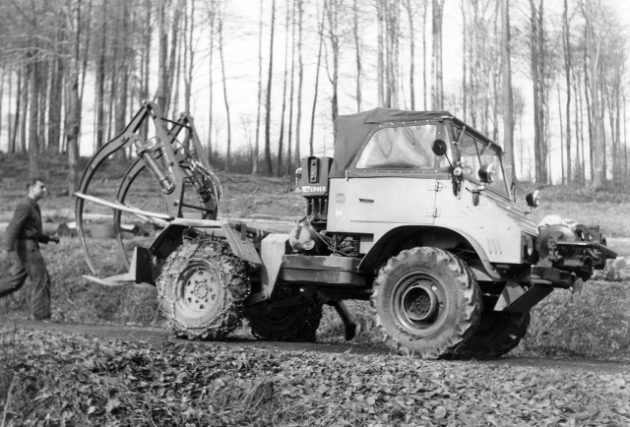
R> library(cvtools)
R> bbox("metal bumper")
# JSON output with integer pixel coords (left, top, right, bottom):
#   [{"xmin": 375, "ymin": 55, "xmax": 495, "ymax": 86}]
[{"xmin": 531, "ymin": 265, "xmax": 575, "ymax": 288}]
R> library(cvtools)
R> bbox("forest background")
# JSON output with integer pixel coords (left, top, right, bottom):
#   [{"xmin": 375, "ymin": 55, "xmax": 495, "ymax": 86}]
[{"xmin": 0, "ymin": 0, "xmax": 627, "ymax": 191}]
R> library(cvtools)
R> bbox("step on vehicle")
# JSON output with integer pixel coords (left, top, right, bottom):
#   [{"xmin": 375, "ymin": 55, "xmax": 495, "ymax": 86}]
[{"xmin": 76, "ymin": 103, "xmax": 616, "ymax": 358}]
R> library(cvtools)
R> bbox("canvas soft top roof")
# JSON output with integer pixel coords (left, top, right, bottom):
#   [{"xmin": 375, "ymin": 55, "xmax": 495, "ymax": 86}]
[{"xmin": 330, "ymin": 107, "xmax": 502, "ymax": 178}]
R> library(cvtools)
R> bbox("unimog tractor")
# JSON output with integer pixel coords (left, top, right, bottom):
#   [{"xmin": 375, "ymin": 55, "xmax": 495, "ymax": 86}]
[{"xmin": 75, "ymin": 103, "xmax": 616, "ymax": 359}]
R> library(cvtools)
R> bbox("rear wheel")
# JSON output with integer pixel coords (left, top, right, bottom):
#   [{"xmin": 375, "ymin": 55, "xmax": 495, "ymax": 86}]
[
  {"xmin": 246, "ymin": 289, "xmax": 322, "ymax": 342},
  {"xmin": 455, "ymin": 311, "xmax": 530, "ymax": 359},
  {"xmin": 157, "ymin": 238, "xmax": 250, "ymax": 339},
  {"xmin": 372, "ymin": 247, "xmax": 481, "ymax": 358}
]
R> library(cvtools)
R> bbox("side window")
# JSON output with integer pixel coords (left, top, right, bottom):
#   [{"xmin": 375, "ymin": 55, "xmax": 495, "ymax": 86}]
[{"xmin": 355, "ymin": 124, "xmax": 443, "ymax": 169}]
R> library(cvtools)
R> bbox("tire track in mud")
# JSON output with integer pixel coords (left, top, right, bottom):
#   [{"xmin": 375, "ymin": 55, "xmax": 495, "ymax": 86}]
[{"xmin": 5, "ymin": 319, "xmax": 629, "ymax": 375}]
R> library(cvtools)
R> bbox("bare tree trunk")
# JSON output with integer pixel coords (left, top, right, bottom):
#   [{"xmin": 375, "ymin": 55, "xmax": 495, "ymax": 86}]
[
  {"xmin": 252, "ymin": 0, "xmax": 263, "ymax": 175},
  {"xmin": 327, "ymin": 0, "xmax": 340, "ymax": 127},
  {"xmin": 569, "ymin": 67, "xmax": 584, "ymax": 185},
  {"xmin": 47, "ymin": 55, "xmax": 63, "ymax": 154},
  {"xmin": 155, "ymin": 0, "xmax": 170, "ymax": 112},
  {"xmin": 389, "ymin": 0, "xmax": 400, "ymax": 108},
  {"xmin": 501, "ymin": 0, "xmax": 515, "ymax": 182},
  {"xmin": 492, "ymin": 2, "xmax": 500, "ymax": 141},
  {"xmin": 613, "ymin": 65, "xmax": 622, "ymax": 185},
  {"xmin": 309, "ymin": 0, "xmax": 326, "ymax": 156},
  {"xmin": 6, "ymin": 67, "xmax": 13, "ymax": 153},
  {"xmin": 583, "ymin": 3, "xmax": 605, "ymax": 187},
  {"xmin": 106, "ymin": 6, "xmax": 120, "ymax": 140},
  {"xmin": 422, "ymin": 0, "xmax": 428, "ymax": 110},
  {"xmin": 37, "ymin": 60, "xmax": 48, "ymax": 153},
  {"xmin": 376, "ymin": 0, "xmax": 384, "ymax": 107},
  {"xmin": 171, "ymin": 4, "xmax": 184, "ymax": 118},
  {"xmin": 207, "ymin": 2, "xmax": 216, "ymax": 161},
  {"xmin": 184, "ymin": 0, "xmax": 195, "ymax": 153},
  {"xmin": 624, "ymin": 94, "xmax": 627, "ymax": 184},
  {"xmin": 218, "ymin": 8, "xmax": 232, "ymax": 172},
  {"xmin": 353, "ymin": 0, "xmax": 362, "ymax": 111},
  {"xmin": 562, "ymin": 0, "xmax": 572, "ymax": 184},
  {"xmin": 28, "ymin": 58, "xmax": 40, "ymax": 178},
  {"xmin": 529, "ymin": 0, "xmax": 547, "ymax": 184},
  {"xmin": 0, "ymin": 66, "xmax": 4, "ymax": 149},
  {"xmin": 461, "ymin": 0, "xmax": 467, "ymax": 119},
  {"xmin": 294, "ymin": 0, "xmax": 304, "ymax": 167},
  {"xmin": 65, "ymin": 0, "xmax": 82, "ymax": 195},
  {"xmin": 277, "ymin": 0, "xmax": 291, "ymax": 176},
  {"xmin": 404, "ymin": 0, "xmax": 415, "ymax": 110},
  {"xmin": 385, "ymin": 0, "xmax": 400, "ymax": 108},
  {"xmin": 573, "ymin": 66, "xmax": 582, "ymax": 184},
  {"xmin": 578, "ymin": 67, "xmax": 586, "ymax": 183},
  {"xmin": 166, "ymin": 0, "xmax": 185, "ymax": 115},
  {"xmin": 19, "ymin": 64, "xmax": 28, "ymax": 154},
  {"xmin": 173, "ymin": 13, "xmax": 184, "ymax": 117},
  {"xmin": 115, "ymin": 1, "xmax": 130, "ymax": 137},
  {"xmin": 558, "ymin": 85, "xmax": 565, "ymax": 184},
  {"xmin": 431, "ymin": 0, "xmax": 445, "ymax": 110},
  {"xmin": 287, "ymin": 0, "xmax": 297, "ymax": 175},
  {"xmin": 140, "ymin": 0, "xmax": 152, "ymax": 142},
  {"xmin": 79, "ymin": 0, "xmax": 93, "ymax": 107},
  {"xmin": 264, "ymin": 0, "xmax": 276, "ymax": 175},
  {"xmin": 582, "ymin": 24, "xmax": 593, "ymax": 183},
  {"xmin": 11, "ymin": 69, "xmax": 22, "ymax": 154}
]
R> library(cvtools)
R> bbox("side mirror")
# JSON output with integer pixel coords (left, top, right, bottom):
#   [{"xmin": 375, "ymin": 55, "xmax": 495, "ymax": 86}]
[
  {"xmin": 478, "ymin": 163, "xmax": 495, "ymax": 184},
  {"xmin": 432, "ymin": 139, "xmax": 448, "ymax": 156},
  {"xmin": 525, "ymin": 189, "xmax": 540, "ymax": 208}
]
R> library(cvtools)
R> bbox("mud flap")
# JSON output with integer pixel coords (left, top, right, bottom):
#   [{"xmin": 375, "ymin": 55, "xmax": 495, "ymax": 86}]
[{"xmin": 494, "ymin": 281, "xmax": 553, "ymax": 313}]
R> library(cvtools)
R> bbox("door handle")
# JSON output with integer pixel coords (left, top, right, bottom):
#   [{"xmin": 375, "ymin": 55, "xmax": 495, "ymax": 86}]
[{"xmin": 359, "ymin": 198, "xmax": 374, "ymax": 203}]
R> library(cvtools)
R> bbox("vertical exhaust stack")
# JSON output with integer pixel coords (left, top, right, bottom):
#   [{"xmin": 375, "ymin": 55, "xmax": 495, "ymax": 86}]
[{"xmin": 297, "ymin": 156, "xmax": 333, "ymax": 226}]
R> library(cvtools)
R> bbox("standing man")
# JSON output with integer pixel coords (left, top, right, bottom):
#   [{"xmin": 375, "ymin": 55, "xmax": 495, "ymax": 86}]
[{"xmin": 0, "ymin": 177, "xmax": 59, "ymax": 320}]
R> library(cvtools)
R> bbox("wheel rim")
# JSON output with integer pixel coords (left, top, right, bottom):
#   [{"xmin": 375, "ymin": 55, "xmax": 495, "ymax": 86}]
[
  {"xmin": 391, "ymin": 272, "xmax": 448, "ymax": 336},
  {"xmin": 175, "ymin": 261, "xmax": 224, "ymax": 321}
]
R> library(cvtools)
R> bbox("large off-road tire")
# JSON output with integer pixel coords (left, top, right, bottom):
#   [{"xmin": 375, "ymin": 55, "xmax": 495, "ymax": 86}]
[
  {"xmin": 372, "ymin": 247, "xmax": 481, "ymax": 358},
  {"xmin": 157, "ymin": 238, "xmax": 250, "ymax": 339},
  {"xmin": 246, "ymin": 290, "xmax": 323, "ymax": 342},
  {"xmin": 454, "ymin": 311, "xmax": 530, "ymax": 359}
]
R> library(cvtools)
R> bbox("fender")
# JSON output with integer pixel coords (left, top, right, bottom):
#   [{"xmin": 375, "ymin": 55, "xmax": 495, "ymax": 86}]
[
  {"xmin": 149, "ymin": 223, "xmax": 262, "ymax": 266},
  {"xmin": 358, "ymin": 225, "xmax": 500, "ymax": 281}
]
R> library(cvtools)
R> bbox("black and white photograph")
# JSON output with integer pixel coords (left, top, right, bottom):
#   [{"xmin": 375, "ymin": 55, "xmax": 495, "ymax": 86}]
[{"xmin": 0, "ymin": 0, "xmax": 629, "ymax": 425}]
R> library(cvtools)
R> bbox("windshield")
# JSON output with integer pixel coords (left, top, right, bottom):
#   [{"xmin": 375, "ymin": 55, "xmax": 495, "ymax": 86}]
[{"xmin": 453, "ymin": 128, "xmax": 510, "ymax": 199}]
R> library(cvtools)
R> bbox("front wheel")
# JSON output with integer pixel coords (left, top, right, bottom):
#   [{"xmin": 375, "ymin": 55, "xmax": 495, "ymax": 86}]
[{"xmin": 372, "ymin": 247, "xmax": 481, "ymax": 358}]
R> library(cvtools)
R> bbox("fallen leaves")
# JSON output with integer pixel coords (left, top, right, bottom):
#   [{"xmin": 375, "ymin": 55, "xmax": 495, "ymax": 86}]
[{"xmin": 1, "ymin": 327, "xmax": 629, "ymax": 426}]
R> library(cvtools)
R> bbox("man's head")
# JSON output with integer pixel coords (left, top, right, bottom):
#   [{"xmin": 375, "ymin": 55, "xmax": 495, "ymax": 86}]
[{"xmin": 27, "ymin": 178, "xmax": 48, "ymax": 201}]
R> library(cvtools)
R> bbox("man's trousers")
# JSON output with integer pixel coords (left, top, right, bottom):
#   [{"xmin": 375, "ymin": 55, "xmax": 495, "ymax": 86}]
[{"xmin": 0, "ymin": 239, "xmax": 51, "ymax": 319}]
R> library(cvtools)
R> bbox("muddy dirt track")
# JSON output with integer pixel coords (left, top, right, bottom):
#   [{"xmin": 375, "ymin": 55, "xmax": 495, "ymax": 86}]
[{"xmin": 6, "ymin": 319, "xmax": 629, "ymax": 376}]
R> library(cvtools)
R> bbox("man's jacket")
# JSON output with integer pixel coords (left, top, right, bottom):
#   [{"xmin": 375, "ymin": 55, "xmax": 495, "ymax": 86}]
[{"xmin": 4, "ymin": 198, "xmax": 50, "ymax": 251}]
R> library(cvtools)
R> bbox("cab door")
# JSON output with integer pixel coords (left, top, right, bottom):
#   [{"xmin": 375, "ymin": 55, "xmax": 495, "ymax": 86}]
[{"xmin": 326, "ymin": 122, "xmax": 450, "ymax": 242}]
